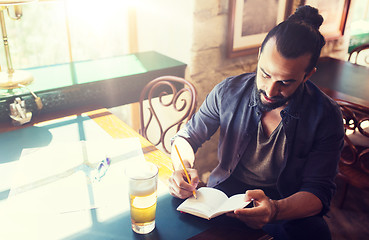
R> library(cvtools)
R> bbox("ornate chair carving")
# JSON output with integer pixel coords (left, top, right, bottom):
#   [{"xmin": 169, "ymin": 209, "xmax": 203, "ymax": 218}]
[
  {"xmin": 139, "ymin": 76, "xmax": 197, "ymax": 154},
  {"xmin": 335, "ymin": 99, "xmax": 369, "ymax": 208},
  {"xmin": 348, "ymin": 43, "xmax": 369, "ymax": 66}
]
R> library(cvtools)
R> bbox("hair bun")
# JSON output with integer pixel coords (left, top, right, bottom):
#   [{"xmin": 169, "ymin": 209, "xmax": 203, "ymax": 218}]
[{"xmin": 288, "ymin": 5, "xmax": 323, "ymax": 29}]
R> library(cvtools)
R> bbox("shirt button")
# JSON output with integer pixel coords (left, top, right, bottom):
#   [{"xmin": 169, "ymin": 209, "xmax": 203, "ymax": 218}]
[
  {"xmin": 229, "ymin": 169, "xmax": 232, "ymax": 173},
  {"xmin": 237, "ymin": 154, "xmax": 241, "ymax": 158}
]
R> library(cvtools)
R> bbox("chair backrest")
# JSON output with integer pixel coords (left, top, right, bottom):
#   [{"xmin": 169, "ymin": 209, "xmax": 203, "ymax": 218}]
[
  {"xmin": 348, "ymin": 43, "xmax": 369, "ymax": 66},
  {"xmin": 336, "ymin": 99, "xmax": 369, "ymax": 173},
  {"xmin": 139, "ymin": 76, "xmax": 197, "ymax": 154}
]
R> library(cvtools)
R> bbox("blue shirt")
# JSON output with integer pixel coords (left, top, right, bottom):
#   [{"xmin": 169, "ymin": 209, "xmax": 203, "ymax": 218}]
[{"xmin": 175, "ymin": 73, "xmax": 344, "ymax": 214}]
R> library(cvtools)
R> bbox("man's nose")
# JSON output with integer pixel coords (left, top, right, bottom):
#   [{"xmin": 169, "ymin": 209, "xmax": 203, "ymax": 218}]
[{"xmin": 265, "ymin": 82, "xmax": 280, "ymax": 98}]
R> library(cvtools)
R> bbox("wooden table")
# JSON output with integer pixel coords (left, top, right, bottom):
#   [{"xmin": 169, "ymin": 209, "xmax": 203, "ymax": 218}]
[
  {"xmin": 310, "ymin": 57, "xmax": 369, "ymax": 106},
  {"xmin": 0, "ymin": 108, "xmax": 268, "ymax": 240}
]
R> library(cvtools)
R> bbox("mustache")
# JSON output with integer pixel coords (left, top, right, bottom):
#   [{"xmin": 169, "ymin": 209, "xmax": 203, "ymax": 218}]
[{"xmin": 258, "ymin": 89, "xmax": 284, "ymax": 101}]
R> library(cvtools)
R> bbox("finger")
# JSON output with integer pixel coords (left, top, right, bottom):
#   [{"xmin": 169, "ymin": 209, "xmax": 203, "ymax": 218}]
[
  {"xmin": 234, "ymin": 205, "xmax": 267, "ymax": 217},
  {"xmin": 169, "ymin": 171, "xmax": 196, "ymax": 199},
  {"xmin": 226, "ymin": 212, "xmax": 238, "ymax": 219},
  {"xmin": 187, "ymin": 168, "xmax": 200, "ymax": 187},
  {"xmin": 168, "ymin": 176, "xmax": 192, "ymax": 199},
  {"xmin": 171, "ymin": 170, "xmax": 190, "ymax": 187},
  {"xmin": 244, "ymin": 189, "xmax": 266, "ymax": 201},
  {"xmin": 173, "ymin": 170, "xmax": 198, "ymax": 190}
]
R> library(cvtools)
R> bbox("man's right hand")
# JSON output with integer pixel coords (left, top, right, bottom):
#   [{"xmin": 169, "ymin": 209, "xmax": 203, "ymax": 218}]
[{"xmin": 168, "ymin": 168, "xmax": 199, "ymax": 199}]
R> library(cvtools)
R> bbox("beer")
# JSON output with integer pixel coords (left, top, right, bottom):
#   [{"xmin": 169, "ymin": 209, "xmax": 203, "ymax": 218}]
[
  {"xmin": 130, "ymin": 191, "xmax": 157, "ymax": 225},
  {"xmin": 125, "ymin": 162, "xmax": 158, "ymax": 234}
]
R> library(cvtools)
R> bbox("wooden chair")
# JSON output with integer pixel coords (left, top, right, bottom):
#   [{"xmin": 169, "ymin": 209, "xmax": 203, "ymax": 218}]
[
  {"xmin": 348, "ymin": 43, "xmax": 369, "ymax": 66},
  {"xmin": 335, "ymin": 99, "xmax": 369, "ymax": 208},
  {"xmin": 139, "ymin": 76, "xmax": 197, "ymax": 154}
]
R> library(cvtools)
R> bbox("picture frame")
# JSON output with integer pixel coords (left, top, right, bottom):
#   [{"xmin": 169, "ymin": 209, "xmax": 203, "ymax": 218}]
[
  {"xmin": 227, "ymin": 0, "xmax": 293, "ymax": 58},
  {"xmin": 300, "ymin": 0, "xmax": 351, "ymax": 40}
]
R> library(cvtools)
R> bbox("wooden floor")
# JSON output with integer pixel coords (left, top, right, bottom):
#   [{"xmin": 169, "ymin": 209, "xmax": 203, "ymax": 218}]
[{"xmin": 325, "ymin": 177, "xmax": 369, "ymax": 239}]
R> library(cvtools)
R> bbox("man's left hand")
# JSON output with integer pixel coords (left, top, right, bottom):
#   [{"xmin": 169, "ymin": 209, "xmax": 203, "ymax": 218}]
[{"xmin": 226, "ymin": 189, "xmax": 276, "ymax": 229}]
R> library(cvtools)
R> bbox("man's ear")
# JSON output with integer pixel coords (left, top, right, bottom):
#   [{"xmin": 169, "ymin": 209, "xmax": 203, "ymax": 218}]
[{"xmin": 303, "ymin": 67, "xmax": 317, "ymax": 82}]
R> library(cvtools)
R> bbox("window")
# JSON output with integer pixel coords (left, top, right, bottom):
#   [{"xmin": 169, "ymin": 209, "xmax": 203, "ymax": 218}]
[
  {"xmin": 0, "ymin": 0, "xmax": 132, "ymax": 70},
  {"xmin": 348, "ymin": 0, "xmax": 369, "ymax": 52}
]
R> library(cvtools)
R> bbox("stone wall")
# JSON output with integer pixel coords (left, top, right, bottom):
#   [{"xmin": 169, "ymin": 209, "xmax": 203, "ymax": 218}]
[{"xmin": 186, "ymin": 0, "xmax": 352, "ymax": 183}]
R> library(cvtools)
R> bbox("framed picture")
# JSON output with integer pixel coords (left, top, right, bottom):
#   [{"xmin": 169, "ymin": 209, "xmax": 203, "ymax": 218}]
[
  {"xmin": 227, "ymin": 0, "xmax": 293, "ymax": 58},
  {"xmin": 301, "ymin": 0, "xmax": 351, "ymax": 40}
]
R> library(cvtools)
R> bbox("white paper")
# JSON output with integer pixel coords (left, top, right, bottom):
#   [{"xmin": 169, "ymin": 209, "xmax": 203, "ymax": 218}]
[
  {"xmin": 177, "ymin": 187, "xmax": 250, "ymax": 219},
  {"xmin": 7, "ymin": 138, "xmax": 145, "ymax": 214}
]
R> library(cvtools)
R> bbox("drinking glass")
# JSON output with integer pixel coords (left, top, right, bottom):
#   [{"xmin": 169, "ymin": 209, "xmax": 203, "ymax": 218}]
[{"xmin": 125, "ymin": 161, "xmax": 158, "ymax": 234}]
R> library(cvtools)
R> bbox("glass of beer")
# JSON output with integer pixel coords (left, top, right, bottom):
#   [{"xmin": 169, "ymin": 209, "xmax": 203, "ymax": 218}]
[{"xmin": 125, "ymin": 161, "xmax": 158, "ymax": 234}]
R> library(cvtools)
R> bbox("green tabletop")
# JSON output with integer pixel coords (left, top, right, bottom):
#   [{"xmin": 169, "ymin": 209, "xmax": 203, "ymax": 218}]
[{"xmin": 0, "ymin": 51, "xmax": 185, "ymax": 97}]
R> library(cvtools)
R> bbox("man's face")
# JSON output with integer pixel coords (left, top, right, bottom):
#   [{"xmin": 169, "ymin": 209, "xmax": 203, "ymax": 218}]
[{"xmin": 255, "ymin": 38, "xmax": 315, "ymax": 112}]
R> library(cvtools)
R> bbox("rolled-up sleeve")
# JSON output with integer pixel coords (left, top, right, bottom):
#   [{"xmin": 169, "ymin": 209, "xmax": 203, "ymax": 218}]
[{"xmin": 300, "ymin": 102, "xmax": 344, "ymax": 215}]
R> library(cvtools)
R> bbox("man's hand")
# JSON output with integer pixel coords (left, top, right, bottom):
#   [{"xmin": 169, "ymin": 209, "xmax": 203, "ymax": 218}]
[
  {"xmin": 168, "ymin": 168, "xmax": 199, "ymax": 199},
  {"xmin": 227, "ymin": 189, "xmax": 277, "ymax": 229}
]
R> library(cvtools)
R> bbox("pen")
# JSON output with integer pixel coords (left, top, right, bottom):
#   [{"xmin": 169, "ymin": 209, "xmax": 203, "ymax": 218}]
[
  {"xmin": 94, "ymin": 156, "xmax": 111, "ymax": 182},
  {"xmin": 174, "ymin": 145, "xmax": 197, "ymax": 199}
]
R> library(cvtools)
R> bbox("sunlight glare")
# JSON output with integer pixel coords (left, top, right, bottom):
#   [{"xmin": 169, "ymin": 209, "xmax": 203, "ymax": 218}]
[{"xmin": 64, "ymin": 0, "xmax": 141, "ymax": 29}]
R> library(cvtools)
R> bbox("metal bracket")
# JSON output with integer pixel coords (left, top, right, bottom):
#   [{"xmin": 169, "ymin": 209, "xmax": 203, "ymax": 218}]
[{"xmin": 9, "ymin": 97, "xmax": 32, "ymax": 125}]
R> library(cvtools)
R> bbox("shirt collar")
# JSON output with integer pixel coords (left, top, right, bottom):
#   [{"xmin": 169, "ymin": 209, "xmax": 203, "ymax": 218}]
[{"xmin": 281, "ymin": 82, "xmax": 305, "ymax": 119}]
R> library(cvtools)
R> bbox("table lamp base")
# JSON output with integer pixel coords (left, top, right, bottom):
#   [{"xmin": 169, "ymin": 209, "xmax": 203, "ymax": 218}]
[{"xmin": 0, "ymin": 69, "xmax": 33, "ymax": 89}]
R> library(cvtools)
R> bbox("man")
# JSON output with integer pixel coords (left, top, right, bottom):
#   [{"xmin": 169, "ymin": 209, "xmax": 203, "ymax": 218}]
[{"xmin": 169, "ymin": 5, "xmax": 344, "ymax": 240}]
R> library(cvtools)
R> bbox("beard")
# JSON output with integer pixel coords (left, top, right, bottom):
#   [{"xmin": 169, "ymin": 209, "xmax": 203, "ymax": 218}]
[{"xmin": 254, "ymin": 84, "xmax": 290, "ymax": 112}]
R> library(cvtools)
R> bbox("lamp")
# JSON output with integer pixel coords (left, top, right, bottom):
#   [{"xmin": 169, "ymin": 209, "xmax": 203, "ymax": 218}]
[{"xmin": 0, "ymin": 0, "xmax": 36, "ymax": 89}]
